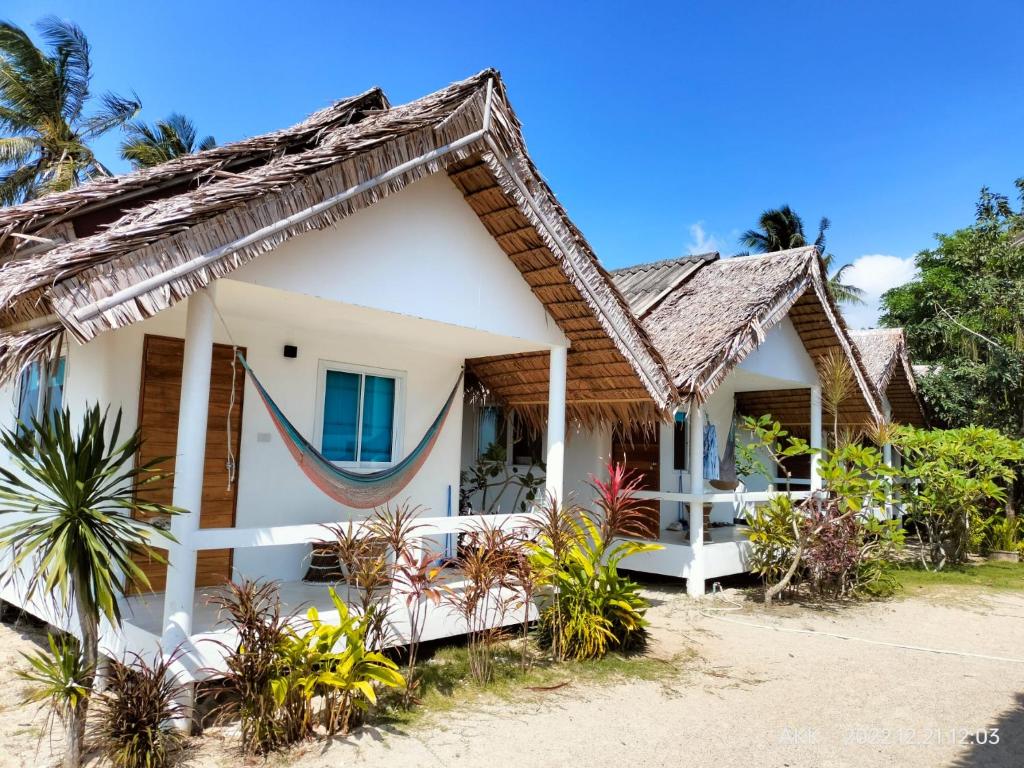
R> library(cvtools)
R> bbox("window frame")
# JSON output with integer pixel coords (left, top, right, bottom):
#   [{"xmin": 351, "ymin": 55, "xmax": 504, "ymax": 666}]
[{"xmin": 313, "ymin": 359, "xmax": 405, "ymax": 469}]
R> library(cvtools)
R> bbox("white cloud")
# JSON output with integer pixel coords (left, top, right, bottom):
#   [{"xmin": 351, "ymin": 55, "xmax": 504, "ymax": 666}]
[
  {"xmin": 685, "ymin": 221, "xmax": 722, "ymax": 255},
  {"xmin": 839, "ymin": 254, "xmax": 918, "ymax": 329}
]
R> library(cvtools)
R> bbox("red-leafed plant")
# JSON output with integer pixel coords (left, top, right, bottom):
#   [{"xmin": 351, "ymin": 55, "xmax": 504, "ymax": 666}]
[{"xmin": 588, "ymin": 461, "xmax": 657, "ymax": 541}]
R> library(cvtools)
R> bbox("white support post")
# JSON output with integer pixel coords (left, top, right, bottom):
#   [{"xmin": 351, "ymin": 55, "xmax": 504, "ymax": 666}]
[
  {"xmin": 687, "ymin": 402, "xmax": 705, "ymax": 598},
  {"xmin": 809, "ymin": 385, "xmax": 823, "ymax": 492},
  {"xmin": 161, "ymin": 287, "xmax": 215, "ymax": 728},
  {"xmin": 882, "ymin": 402, "xmax": 894, "ymax": 518},
  {"xmin": 545, "ymin": 346, "xmax": 568, "ymax": 502}
]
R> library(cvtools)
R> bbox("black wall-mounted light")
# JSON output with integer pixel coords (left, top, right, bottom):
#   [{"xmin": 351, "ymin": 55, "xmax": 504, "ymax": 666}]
[{"xmin": 283, "ymin": 345, "xmax": 298, "ymax": 359}]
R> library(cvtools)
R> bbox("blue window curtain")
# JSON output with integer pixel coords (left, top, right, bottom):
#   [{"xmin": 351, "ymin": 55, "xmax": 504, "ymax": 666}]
[
  {"xmin": 45, "ymin": 358, "xmax": 65, "ymax": 421},
  {"xmin": 321, "ymin": 369, "xmax": 397, "ymax": 464},
  {"xmin": 16, "ymin": 357, "xmax": 65, "ymax": 436},
  {"xmin": 16, "ymin": 363, "xmax": 41, "ymax": 430},
  {"xmin": 322, "ymin": 370, "xmax": 360, "ymax": 461},
  {"xmin": 360, "ymin": 375, "xmax": 395, "ymax": 462}
]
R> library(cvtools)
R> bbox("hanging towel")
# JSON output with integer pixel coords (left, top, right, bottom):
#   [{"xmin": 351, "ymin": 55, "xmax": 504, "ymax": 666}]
[
  {"xmin": 718, "ymin": 414, "xmax": 737, "ymax": 483},
  {"xmin": 703, "ymin": 423, "xmax": 720, "ymax": 481}
]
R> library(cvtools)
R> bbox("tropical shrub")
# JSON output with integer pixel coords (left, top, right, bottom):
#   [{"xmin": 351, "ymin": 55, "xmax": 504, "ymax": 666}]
[
  {"xmin": 211, "ymin": 579, "xmax": 404, "ymax": 752},
  {"xmin": 442, "ymin": 518, "xmax": 521, "ymax": 684},
  {"xmin": 984, "ymin": 515, "xmax": 1022, "ymax": 554},
  {"xmin": 892, "ymin": 425, "xmax": 1024, "ymax": 568},
  {"xmin": 272, "ymin": 588, "xmax": 404, "ymax": 736},
  {"xmin": 92, "ymin": 652, "xmax": 187, "ymax": 768},
  {"xmin": 740, "ymin": 415, "xmax": 903, "ymax": 601},
  {"xmin": 17, "ymin": 634, "xmax": 90, "ymax": 751},
  {"xmin": 208, "ymin": 579, "xmax": 294, "ymax": 754},
  {"xmin": 0, "ymin": 405, "xmax": 179, "ymax": 767},
  {"xmin": 460, "ymin": 440, "xmax": 544, "ymax": 515},
  {"xmin": 744, "ymin": 495, "xmax": 800, "ymax": 588},
  {"xmin": 530, "ymin": 465, "xmax": 660, "ymax": 661}
]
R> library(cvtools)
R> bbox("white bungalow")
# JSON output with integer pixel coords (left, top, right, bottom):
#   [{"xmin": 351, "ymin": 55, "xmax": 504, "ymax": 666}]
[
  {"xmin": 597, "ymin": 248, "xmax": 896, "ymax": 594},
  {"xmin": 0, "ymin": 72, "xmax": 677, "ymax": 689}
]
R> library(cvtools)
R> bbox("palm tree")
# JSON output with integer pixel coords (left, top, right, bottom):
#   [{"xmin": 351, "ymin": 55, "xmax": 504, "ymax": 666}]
[
  {"xmin": 740, "ymin": 205, "xmax": 865, "ymax": 305},
  {"xmin": 0, "ymin": 404, "xmax": 180, "ymax": 767},
  {"xmin": 120, "ymin": 113, "xmax": 215, "ymax": 169},
  {"xmin": 0, "ymin": 17, "xmax": 140, "ymax": 205}
]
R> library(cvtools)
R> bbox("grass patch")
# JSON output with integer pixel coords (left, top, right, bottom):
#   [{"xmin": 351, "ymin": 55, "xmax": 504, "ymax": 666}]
[
  {"xmin": 889, "ymin": 559, "xmax": 1024, "ymax": 593},
  {"xmin": 378, "ymin": 639, "xmax": 689, "ymax": 728}
]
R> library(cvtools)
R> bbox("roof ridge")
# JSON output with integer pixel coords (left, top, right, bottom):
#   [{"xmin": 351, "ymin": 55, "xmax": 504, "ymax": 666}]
[
  {"xmin": 717, "ymin": 245, "xmax": 819, "ymax": 264},
  {"xmin": 610, "ymin": 251, "xmax": 719, "ymax": 275}
]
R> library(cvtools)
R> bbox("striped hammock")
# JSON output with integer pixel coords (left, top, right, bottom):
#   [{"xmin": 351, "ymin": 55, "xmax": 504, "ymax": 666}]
[{"xmin": 237, "ymin": 354, "xmax": 462, "ymax": 509}]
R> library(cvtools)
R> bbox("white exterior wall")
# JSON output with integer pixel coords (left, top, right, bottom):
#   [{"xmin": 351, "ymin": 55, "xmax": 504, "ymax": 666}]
[{"xmin": 229, "ymin": 174, "xmax": 567, "ymax": 349}]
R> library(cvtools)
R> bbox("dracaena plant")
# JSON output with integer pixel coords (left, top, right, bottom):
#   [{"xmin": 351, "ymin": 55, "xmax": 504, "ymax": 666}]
[
  {"xmin": 530, "ymin": 465, "xmax": 661, "ymax": 661},
  {"xmin": 442, "ymin": 517, "xmax": 521, "ymax": 684},
  {"xmin": 0, "ymin": 404, "xmax": 180, "ymax": 767}
]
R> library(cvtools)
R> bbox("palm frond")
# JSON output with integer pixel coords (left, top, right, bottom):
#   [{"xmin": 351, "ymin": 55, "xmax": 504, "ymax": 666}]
[
  {"xmin": 37, "ymin": 16, "xmax": 91, "ymax": 123},
  {"xmin": 81, "ymin": 90, "xmax": 140, "ymax": 139}
]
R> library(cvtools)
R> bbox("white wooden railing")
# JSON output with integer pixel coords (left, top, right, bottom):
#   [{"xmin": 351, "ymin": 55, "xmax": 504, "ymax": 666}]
[
  {"xmin": 189, "ymin": 512, "xmax": 538, "ymax": 551},
  {"xmin": 634, "ymin": 489, "xmax": 812, "ymax": 505}
]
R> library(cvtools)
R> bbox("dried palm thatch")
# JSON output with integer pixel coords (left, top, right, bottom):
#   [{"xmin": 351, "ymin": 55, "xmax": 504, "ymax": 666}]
[
  {"xmin": 612, "ymin": 247, "xmax": 884, "ymax": 426},
  {"xmin": 0, "ymin": 70, "xmax": 678, "ymax": 427},
  {"xmin": 850, "ymin": 328, "xmax": 927, "ymax": 426}
]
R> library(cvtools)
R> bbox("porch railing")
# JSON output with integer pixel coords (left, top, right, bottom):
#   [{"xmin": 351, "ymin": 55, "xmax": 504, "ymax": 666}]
[{"xmin": 189, "ymin": 512, "xmax": 538, "ymax": 551}]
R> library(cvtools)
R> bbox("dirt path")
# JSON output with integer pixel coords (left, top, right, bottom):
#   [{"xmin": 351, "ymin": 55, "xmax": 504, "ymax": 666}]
[{"xmin": 2, "ymin": 586, "xmax": 1022, "ymax": 767}]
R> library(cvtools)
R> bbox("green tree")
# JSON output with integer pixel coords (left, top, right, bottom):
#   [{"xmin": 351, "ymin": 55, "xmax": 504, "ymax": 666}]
[
  {"xmin": 880, "ymin": 181, "xmax": 1024, "ymax": 439},
  {"xmin": 892, "ymin": 425, "xmax": 1023, "ymax": 569},
  {"xmin": 0, "ymin": 17, "xmax": 139, "ymax": 204},
  {"xmin": 120, "ymin": 113, "xmax": 215, "ymax": 169},
  {"xmin": 0, "ymin": 405, "xmax": 179, "ymax": 767},
  {"xmin": 740, "ymin": 205, "xmax": 866, "ymax": 305}
]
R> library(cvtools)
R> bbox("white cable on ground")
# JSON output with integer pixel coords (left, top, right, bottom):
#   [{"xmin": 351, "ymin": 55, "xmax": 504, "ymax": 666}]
[{"xmin": 698, "ymin": 600, "xmax": 1024, "ymax": 665}]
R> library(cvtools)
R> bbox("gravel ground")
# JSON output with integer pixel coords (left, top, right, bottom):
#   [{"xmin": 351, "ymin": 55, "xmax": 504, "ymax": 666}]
[{"xmin": 2, "ymin": 584, "xmax": 1022, "ymax": 768}]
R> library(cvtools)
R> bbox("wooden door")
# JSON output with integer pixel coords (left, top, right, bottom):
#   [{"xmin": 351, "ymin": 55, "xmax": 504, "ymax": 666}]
[
  {"xmin": 611, "ymin": 427, "xmax": 660, "ymax": 539},
  {"xmin": 134, "ymin": 335, "xmax": 245, "ymax": 592}
]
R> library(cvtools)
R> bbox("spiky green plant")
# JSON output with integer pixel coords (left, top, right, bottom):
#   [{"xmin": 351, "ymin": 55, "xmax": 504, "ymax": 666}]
[
  {"xmin": 0, "ymin": 404, "xmax": 179, "ymax": 767},
  {"xmin": 17, "ymin": 633, "xmax": 90, "ymax": 755}
]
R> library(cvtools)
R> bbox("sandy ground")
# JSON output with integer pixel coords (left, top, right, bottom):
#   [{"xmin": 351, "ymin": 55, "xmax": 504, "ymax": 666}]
[{"xmin": 2, "ymin": 584, "xmax": 1023, "ymax": 768}]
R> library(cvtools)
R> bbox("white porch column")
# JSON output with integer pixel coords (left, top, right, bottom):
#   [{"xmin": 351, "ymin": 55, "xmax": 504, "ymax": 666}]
[
  {"xmin": 161, "ymin": 286, "xmax": 216, "ymax": 656},
  {"xmin": 809, "ymin": 385, "xmax": 823, "ymax": 492},
  {"xmin": 687, "ymin": 402, "xmax": 705, "ymax": 598},
  {"xmin": 882, "ymin": 402, "xmax": 894, "ymax": 518},
  {"xmin": 545, "ymin": 345, "xmax": 568, "ymax": 502}
]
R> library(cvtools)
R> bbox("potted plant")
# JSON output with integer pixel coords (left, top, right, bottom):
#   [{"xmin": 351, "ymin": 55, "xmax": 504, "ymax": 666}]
[{"xmin": 986, "ymin": 516, "xmax": 1021, "ymax": 563}]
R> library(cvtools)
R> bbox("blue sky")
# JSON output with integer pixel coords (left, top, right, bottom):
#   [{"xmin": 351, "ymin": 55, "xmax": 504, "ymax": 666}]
[{"xmin": 5, "ymin": 1, "xmax": 1023, "ymax": 326}]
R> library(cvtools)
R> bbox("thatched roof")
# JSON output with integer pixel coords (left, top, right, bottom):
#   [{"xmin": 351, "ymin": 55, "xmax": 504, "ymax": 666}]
[
  {"xmin": 0, "ymin": 70, "xmax": 679, "ymax": 428},
  {"xmin": 613, "ymin": 252, "xmax": 718, "ymax": 317},
  {"xmin": 850, "ymin": 328, "xmax": 927, "ymax": 426},
  {"xmin": 611, "ymin": 247, "xmax": 884, "ymax": 426}
]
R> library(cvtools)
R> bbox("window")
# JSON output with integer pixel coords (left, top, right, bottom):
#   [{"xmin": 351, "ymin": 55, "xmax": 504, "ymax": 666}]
[
  {"xmin": 317, "ymin": 362, "xmax": 402, "ymax": 466},
  {"xmin": 672, "ymin": 411, "xmax": 688, "ymax": 471},
  {"xmin": 477, "ymin": 406, "xmax": 544, "ymax": 467},
  {"xmin": 16, "ymin": 357, "xmax": 65, "ymax": 435}
]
